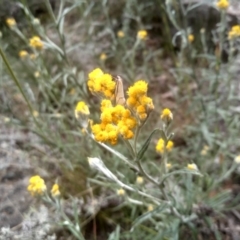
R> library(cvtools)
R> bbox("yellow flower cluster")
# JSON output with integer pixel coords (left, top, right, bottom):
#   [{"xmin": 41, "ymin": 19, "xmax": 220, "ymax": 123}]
[
  {"xmin": 228, "ymin": 25, "xmax": 240, "ymax": 39},
  {"xmin": 216, "ymin": 0, "xmax": 229, "ymax": 10},
  {"xmin": 156, "ymin": 138, "xmax": 174, "ymax": 154},
  {"xmin": 29, "ymin": 36, "xmax": 44, "ymax": 50},
  {"xmin": 91, "ymin": 99, "xmax": 137, "ymax": 145},
  {"xmin": 27, "ymin": 175, "xmax": 46, "ymax": 196},
  {"xmin": 87, "ymin": 68, "xmax": 116, "ymax": 99},
  {"xmin": 127, "ymin": 80, "xmax": 154, "ymax": 120},
  {"xmin": 6, "ymin": 18, "xmax": 16, "ymax": 28},
  {"xmin": 87, "ymin": 68, "xmax": 155, "ymax": 145},
  {"xmin": 51, "ymin": 184, "xmax": 60, "ymax": 197},
  {"xmin": 28, "ymin": 176, "xmax": 61, "ymax": 198},
  {"xmin": 137, "ymin": 30, "xmax": 148, "ymax": 40}
]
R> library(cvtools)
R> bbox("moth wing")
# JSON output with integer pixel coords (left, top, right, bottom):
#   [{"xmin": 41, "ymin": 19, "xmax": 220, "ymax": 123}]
[{"xmin": 115, "ymin": 76, "xmax": 126, "ymax": 105}]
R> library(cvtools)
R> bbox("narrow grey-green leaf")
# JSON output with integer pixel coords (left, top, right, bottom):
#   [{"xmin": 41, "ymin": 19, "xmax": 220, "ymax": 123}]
[
  {"xmin": 137, "ymin": 129, "xmax": 161, "ymax": 160},
  {"xmin": 131, "ymin": 203, "xmax": 168, "ymax": 231},
  {"xmin": 108, "ymin": 225, "xmax": 120, "ymax": 240}
]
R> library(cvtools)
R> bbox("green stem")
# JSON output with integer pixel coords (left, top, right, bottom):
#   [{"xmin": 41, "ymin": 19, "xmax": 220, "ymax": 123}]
[
  {"xmin": 0, "ymin": 48, "xmax": 35, "ymax": 117},
  {"xmin": 134, "ymin": 126, "xmax": 141, "ymax": 154},
  {"xmin": 44, "ymin": 0, "xmax": 56, "ymax": 22},
  {"xmin": 136, "ymin": 160, "xmax": 159, "ymax": 186},
  {"xmin": 137, "ymin": 156, "xmax": 188, "ymax": 222},
  {"xmin": 124, "ymin": 139, "xmax": 135, "ymax": 159}
]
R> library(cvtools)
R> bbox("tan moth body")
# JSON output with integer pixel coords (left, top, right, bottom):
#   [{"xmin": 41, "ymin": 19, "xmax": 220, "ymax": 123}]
[{"xmin": 114, "ymin": 76, "xmax": 126, "ymax": 105}]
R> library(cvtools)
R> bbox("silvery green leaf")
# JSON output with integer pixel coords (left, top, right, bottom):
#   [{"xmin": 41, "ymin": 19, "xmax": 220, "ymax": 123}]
[
  {"xmin": 131, "ymin": 203, "xmax": 168, "ymax": 232},
  {"xmin": 88, "ymin": 157, "xmax": 118, "ymax": 182},
  {"xmin": 137, "ymin": 129, "xmax": 161, "ymax": 160},
  {"xmin": 108, "ymin": 225, "xmax": 120, "ymax": 240}
]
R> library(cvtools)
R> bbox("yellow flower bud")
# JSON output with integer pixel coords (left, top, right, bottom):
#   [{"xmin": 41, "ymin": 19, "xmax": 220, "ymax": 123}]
[
  {"xmin": 51, "ymin": 184, "xmax": 60, "ymax": 197},
  {"xmin": 160, "ymin": 108, "xmax": 173, "ymax": 124},
  {"xmin": 75, "ymin": 101, "xmax": 90, "ymax": 117},
  {"xmin": 6, "ymin": 18, "xmax": 16, "ymax": 28},
  {"xmin": 147, "ymin": 204, "xmax": 154, "ymax": 212},
  {"xmin": 136, "ymin": 176, "xmax": 144, "ymax": 184},
  {"xmin": 216, "ymin": 0, "xmax": 229, "ymax": 10},
  {"xmin": 187, "ymin": 163, "xmax": 198, "ymax": 171},
  {"xmin": 29, "ymin": 36, "xmax": 44, "ymax": 50},
  {"xmin": 117, "ymin": 188, "xmax": 125, "ymax": 196},
  {"xmin": 19, "ymin": 50, "xmax": 28, "ymax": 59},
  {"xmin": 166, "ymin": 163, "xmax": 172, "ymax": 169},
  {"xmin": 117, "ymin": 30, "xmax": 125, "ymax": 38},
  {"xmin": 100, "ymin": 53, "xmax": 107, "ymax": 61},
  {"xmin": 188, "ymin": 34, "xmax": 194, "ymax": 43},
  {"xmin": 137, "ymin": 30, "xmax": 148, "ymax": 40},
  {"xmin": 234, "ymin": 155, "xmax": 240, "ymax": 164}
]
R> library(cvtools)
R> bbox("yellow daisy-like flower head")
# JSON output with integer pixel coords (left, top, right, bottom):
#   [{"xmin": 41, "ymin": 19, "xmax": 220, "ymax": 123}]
[
  {"xmin": 75, "ymin": 101, "xmax": 90, "ymax": 128},
  {"xmin": 216, "ymin": 0, "xmax": 229, "ymax": 10},
  {"xmin": 91, "ymin": 98, "xmax": 137, "ymax": 145},
  {"xmin": 166, "ymin": 140, "xmax": 174, "ymax": 151},
  {"xmin": 117, "ymin": 30, "xmax": 125, "ymax": 38},
  {"xmin": 126, "ymin": 80, "xmax": 153, "ymax": 122},
  {"xmin": 160, "ymin": 108, "xmax": 173, "ymax": 125},
  {"xmin": 137, "ymin": 30, "xmax": 148, "ymax": 40},
  {"xmin": 29, "ymin": 36, "xmax": 44, "ymax": 50},
  {"xmin": 100, "ymin": 99, "xmax": 112, "ymax": 111},
  {"xmin": 101, "ymin": 108, "xmax": 113, "ymax": 124},
  {"xmin": 19, "ymin": 50, "xmax": 28, "ymax": 59},
  {"xmin": 89, "ymin": 68, "xmax": 104, "ymax": 82},
  {"xmin": 228, "ymin": 25, "xmax": 240, "ymax": 40},
  {"xmin": 27, "ymin": 175, "xmax": 46, "ymax": 196},
  {"xmin": 87, "ymin": 68, "xmax": 116, "ymax": 99},
  {"xmin": 188, "ymin": 34, "xmax": 194, "ymax": 43},
  {"xmin": 156, "ymin": 138, "xmax": 165, "ymax": 154},
  {"xmin": 51, "ymin": 183, "xmax": 60, "ymax": 197},
  {"xmin": 75, "ymin": 101, "xmax": 90, "ymax": 119},
  {"xmin": 6, "ymin": 18, "xmax": 16, "ymax": 28},
  {"xmin": 128, "ymin": 80, "xmax": 148, "ymax": 97}
]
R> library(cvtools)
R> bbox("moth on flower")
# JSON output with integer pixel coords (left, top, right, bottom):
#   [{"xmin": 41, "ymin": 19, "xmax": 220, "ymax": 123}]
[{"xmin": 114, "ymin": 76, "xmax": 126, "ymax": 106}]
